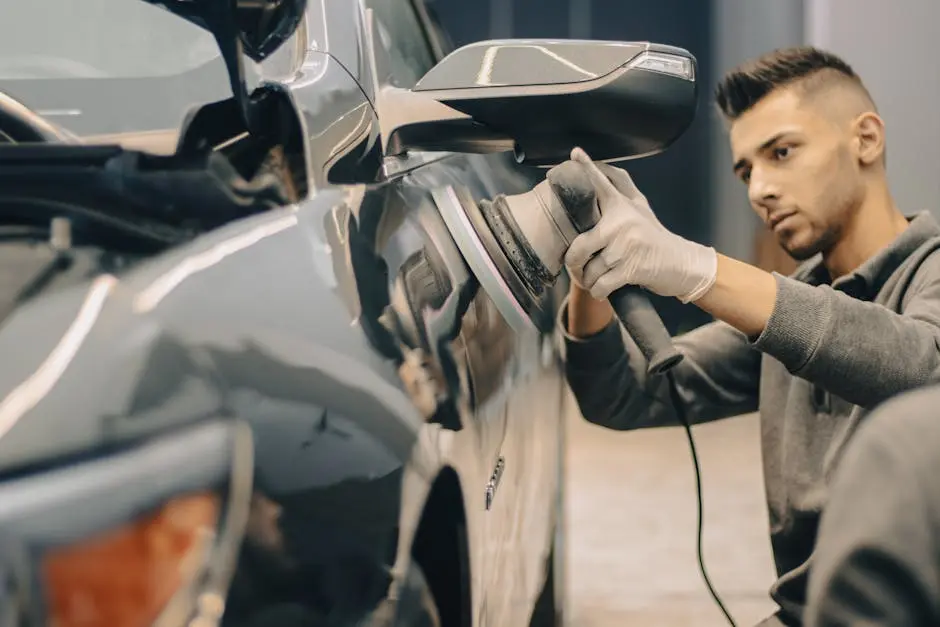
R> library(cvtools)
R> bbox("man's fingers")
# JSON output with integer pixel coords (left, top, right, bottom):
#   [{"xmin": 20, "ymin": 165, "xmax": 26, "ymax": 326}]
[
  {"xmin": 570, "ymin": 147, "xmax": 619, "ymax": 200},
  {"xmin": 589, "ymin": 273, "xmax": 621, "ymax": 300},
  {"xmin": 564, "ymin": 227, "xmax": 606, "ymax": 279},
  {"xmin": 580, "ymin": 255, "xmax": 609, "ymax": 291},
  {"xmin": 595, "ymin": 163, "xmax": 643, "ymax": 202}
]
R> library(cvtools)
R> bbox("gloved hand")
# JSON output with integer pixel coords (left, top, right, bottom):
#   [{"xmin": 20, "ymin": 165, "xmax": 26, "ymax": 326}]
[{"xmin": 564, "ymin": 147, "xmax": 718, "ymax": 303}]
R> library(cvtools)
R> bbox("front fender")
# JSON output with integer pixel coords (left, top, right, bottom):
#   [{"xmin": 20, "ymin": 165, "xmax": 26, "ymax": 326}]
[{"xmin": 184, "ymin": 322, "xmax": 445, "ymax": 626}]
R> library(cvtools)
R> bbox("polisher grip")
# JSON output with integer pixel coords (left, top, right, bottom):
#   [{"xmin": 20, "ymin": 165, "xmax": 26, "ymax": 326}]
[
  {"xmin": 547, "ymin": 160, "xmax": 683, "ymax": 376},
  {"xmin": 546, "ymin": 161, "xmax": 601, "ymax": 233},
  {"xmin": 609, "ymin": 285, "xmax": 684, "ymax": 376}
]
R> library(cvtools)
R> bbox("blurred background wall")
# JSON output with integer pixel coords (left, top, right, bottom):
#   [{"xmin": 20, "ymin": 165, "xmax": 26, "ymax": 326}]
[
  {"xmin": 805, "ymin": 0, "xmax": 940, "ymax": 222},
  {"xmin": 710, "ymin": 1, "xmax": 803, "ymax": 276},
  {"xmin": 426, "ymin": 0, "xmax": 938, "ymax": 333}
]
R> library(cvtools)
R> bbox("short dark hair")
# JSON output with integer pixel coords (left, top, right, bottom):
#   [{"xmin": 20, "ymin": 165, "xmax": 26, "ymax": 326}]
[{"xmin": 715, "ymin": 46, "xmax": 868, "ymax": 120}]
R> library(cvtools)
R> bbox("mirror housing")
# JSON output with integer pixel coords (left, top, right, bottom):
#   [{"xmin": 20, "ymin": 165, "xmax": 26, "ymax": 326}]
[{"xmin": 380, "ymin": 40, "xmax": 698, "ymax": 166}]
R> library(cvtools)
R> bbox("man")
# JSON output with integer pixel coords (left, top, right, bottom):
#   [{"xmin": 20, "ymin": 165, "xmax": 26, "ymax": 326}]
[
  {"xmin": 560, "ymin": 45, "xmax": 940, "ymax": 626},
  {"xmin": 805, "ymin": 384, "xmax": 940, "ymax": 626}
]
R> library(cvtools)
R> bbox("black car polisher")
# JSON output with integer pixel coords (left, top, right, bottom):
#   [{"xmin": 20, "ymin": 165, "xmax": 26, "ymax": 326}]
[{"xmin": 472, "ymin": 159, "xmax": 684, "ymax": 376}]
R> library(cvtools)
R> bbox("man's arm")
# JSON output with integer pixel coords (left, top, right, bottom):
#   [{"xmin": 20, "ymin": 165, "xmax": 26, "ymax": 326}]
[
  {"xmin": 806, "ymin": 386, "xmax": 940, "ymax": 627},
  {"xmin": 563, "ymin": 284, "xmax": 761, "ymax": 430},
  {"xmin": 563, "ymin": 149, "xmax": 940, "ymax": 410},
  {"xmin": 695, "ymin": 251, "xmax": 940, "ymax": 409},
  {"xmin": 693, "ymin": 253, "xmax": 777, "ymax": 337}
]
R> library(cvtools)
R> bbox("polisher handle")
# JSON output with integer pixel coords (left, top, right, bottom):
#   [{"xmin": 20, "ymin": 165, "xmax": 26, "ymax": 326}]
[
  {"xmin": 546, "ymin": 159, "xmax": 683, "ymax": 375},
  {"xmin": 608, "ymin": 285, "xmax": 684, "ymax": 376}
]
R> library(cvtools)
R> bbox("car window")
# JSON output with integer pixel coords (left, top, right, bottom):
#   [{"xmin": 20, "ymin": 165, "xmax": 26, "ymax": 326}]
[
  {"xmin": 363, "ymin": 0, "xmax": 436, "ymax": 88},
  {"xmin": 260, "ymin": 15, "xmax": 308, "ymax": 82},
  {"xmin": 421, "ymin": 3, "xmax": 456, "ymax": 60},
  {"xmin": 263, "ymin": 41, "xmax": 298, "ymax": 82},
  {"xmin": 0, "ymin": 0, "xmax": 301, "ymax": 81},
  {"xmin": 0, "ymin": 0, "xmax": 222, "ymax": 80},
  {"xmin": 0, "ymin": 0, "xmax": 304, "ymax": 136}
]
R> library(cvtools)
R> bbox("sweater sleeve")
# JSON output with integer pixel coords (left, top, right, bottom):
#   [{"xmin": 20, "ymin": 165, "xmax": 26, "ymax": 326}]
[
  {"xmin": 751, "ymin": 259, "xmax": 940, "ymax": 409},
  {"xmin": 561, "ymin": 296, "xmax": 761, "ymax": 430}
]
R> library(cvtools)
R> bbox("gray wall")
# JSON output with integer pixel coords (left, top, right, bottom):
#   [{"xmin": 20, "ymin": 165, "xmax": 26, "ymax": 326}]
[
  {"xmin": 805, "ymin": 0, "xmax": 940, "ymax": 219},
  {"xmin": 708, "ymin": 0, "xmax": 805, "ymax": 262}
]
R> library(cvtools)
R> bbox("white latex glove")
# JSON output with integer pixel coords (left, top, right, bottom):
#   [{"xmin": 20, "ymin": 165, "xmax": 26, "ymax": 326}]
[{"xmin": 564, "ymin": 147, "xmax": 718, "ymax": 303}]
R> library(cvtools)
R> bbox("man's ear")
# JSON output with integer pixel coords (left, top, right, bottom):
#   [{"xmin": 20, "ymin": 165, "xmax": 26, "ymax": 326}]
[{"xmin": 853, "ymin": 111, "xmax": 886, "ymax": 166}]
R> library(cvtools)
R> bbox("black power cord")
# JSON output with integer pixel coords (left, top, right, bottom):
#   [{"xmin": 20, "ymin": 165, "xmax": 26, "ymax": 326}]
[{"xmin": 666, "ymin": 370, "xmax": 739, "ymax": 627}]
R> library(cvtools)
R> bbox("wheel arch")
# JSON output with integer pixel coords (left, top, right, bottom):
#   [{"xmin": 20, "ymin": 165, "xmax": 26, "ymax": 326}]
[{"xmin": 410, "ymin": 465, "xmax": 473, "ymax": 627}]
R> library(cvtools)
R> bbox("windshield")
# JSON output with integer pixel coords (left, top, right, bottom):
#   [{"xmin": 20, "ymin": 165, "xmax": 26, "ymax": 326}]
[
  {"xmin": 0, "ymin": 0, "xmax": 292, "ymax": 138},
  {"xmin": 0, "ymin": 0, "xmax": 221, "ymax": 80}
]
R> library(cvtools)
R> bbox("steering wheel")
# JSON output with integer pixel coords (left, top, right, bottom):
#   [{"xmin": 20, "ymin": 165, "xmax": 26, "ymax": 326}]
[{"xmin": 0, "ymin": 91, "xmax": 78, "ymax": 144}]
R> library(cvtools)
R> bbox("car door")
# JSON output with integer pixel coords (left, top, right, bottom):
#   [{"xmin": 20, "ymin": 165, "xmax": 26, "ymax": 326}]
[
  {"xmin": 359, "ymin": 2, "xmax": 566, "ymax": 624},
  {"xmin": 359, "ymin": 0, "xmax": 515, "ymax": 605},
  {"xmin": 403, "ymin": 7, "xmax": 568, "ymax": 621}
]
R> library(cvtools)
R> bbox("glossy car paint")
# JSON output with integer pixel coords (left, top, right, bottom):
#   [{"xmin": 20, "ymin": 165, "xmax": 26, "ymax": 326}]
[{"xmin": 0, "ymin": 1, "xmax": 568, "ymax": 625}]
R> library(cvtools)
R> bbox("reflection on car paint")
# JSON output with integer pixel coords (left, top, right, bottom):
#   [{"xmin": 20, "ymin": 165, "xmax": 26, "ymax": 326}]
[
  {"xmin": 0, "ymin": 0, "xmax": 566, "ymax": 624},
  {"xmin": 0, "ymin": 274, "xmax": 116, "ymax": 441}
]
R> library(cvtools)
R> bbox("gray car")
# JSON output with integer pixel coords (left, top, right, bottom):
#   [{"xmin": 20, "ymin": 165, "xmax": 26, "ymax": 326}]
[{"xmin": 0, "ymin": 1, "xmax": 698, "ymax": 625}]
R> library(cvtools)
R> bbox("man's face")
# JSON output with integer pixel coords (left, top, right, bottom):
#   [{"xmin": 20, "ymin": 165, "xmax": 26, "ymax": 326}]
[{"xmin": 729, "ymin": 87, "xmax": 865, "ymax": 260}]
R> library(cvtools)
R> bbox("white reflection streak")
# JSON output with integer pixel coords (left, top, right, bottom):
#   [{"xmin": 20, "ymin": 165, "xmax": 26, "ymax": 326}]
[
  {"xmin": 0, "ymin": 275, "xmax": 117, "ymax": 439},
  {"xmin": 311, "ymin": 101, "xmax": 368, "ymax": 142},
  {"xmin": 133, "ymin": 214, "xmax": 299, "ymax": 313},
  {"xmin": 329, "ymin": 103, "xmax": 371, "ymax": 155},
  {"xmin": 36, "ymin": 109, "xmax": 82, "ymax": 117},
  {"xmin": 475, "ymin": 45, "xmax": 598, "ymax": 86},
  {"xmin": 320, "ymin": 0, "xmax": 329, "ymax": 50}
]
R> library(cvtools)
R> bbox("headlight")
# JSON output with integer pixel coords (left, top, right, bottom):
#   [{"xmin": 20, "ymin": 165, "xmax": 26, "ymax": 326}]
[
  {"xmin": 43, "ymin": 492, "xmax": 220, "ymax": 627},
  {"xmin": 0, "ymin": 419, "xmax": 253, "ymax": 627}
]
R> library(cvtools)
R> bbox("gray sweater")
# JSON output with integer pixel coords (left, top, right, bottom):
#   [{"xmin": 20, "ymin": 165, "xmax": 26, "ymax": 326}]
[
  {"xmin": 806, "ymin": 383, "xmax": 940, "ymax": 626},
  {"xmin": 561, "ymin": 211, "xmax": 940, "ymax": 624}
]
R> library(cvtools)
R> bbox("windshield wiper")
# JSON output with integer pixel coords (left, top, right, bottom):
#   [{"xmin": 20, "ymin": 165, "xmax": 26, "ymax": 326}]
[
  {"xmin": 0, "ymin": 218, "xmax": 92, "ymax": 324},
  {"xmin": 0, "ymin": 143, "xmax": 292, "ymax": 247}
]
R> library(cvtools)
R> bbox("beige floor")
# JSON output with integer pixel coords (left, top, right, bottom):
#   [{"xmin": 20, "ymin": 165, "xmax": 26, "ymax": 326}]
[{"xmin": 563, "ymin": 397, "xmax": 778, "ymax": 626}]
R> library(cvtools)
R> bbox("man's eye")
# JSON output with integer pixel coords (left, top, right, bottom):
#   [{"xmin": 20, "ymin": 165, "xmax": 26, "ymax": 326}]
[{"xmin": 773, "ymin": 146, "xmax": 792, "ymax": 160}]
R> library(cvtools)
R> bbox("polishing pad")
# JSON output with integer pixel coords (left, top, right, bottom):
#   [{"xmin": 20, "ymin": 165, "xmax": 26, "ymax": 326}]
[
  {"xmin": 431, "ymin": 162, "xmax": 600, "ymax": 335},
  {"xmin": 432, "ymin": 185, "xmax": 548, "ymax": 334}
]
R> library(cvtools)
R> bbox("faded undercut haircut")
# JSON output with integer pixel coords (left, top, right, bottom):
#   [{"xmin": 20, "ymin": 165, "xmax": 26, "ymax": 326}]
[{"xmin": 714, "ymin": 46, "xmax": 876, "ymax": 120}]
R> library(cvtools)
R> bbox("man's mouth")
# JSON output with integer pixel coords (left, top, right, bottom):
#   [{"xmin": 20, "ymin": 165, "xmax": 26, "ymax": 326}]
[{"xmin": 769, "ymin": 211, "xmax": 797, "ymax": 231}]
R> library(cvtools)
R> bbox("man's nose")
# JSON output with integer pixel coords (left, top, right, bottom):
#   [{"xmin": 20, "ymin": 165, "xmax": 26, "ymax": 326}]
[{"xmin": 747, "ymin": 169, "xmax": 780, "ymax": 209}]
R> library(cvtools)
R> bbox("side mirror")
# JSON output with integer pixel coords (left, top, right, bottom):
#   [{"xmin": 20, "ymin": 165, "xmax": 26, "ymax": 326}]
[{"xmin": 379, "ymin": 40, "xmax": 698, "ymax": 166}]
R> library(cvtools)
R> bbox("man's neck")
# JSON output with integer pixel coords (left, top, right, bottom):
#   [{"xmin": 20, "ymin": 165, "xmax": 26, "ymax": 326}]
[{"xmin": 823, "ymin": 183, "xmax": 908, "ymax": 280}]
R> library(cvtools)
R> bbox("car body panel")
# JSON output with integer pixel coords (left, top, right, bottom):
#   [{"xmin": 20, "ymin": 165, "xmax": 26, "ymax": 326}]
[
  {"xmin": 282, "ymin": 51, "xmax": 382, "ymax": 189},
  {"xmin": 0, "ymin": 191, "xmax": 417, "ymax": 473},
  {"xmin": 307, "ymin": 0, "xmax": 368, "ymax": 84},
  {"xmin": 0, "ymin": 0, "xmax": 567, "ymax": 625},
  {"xmin": 0, "ymin": 166, "xmax": 564, "ymax": 626}
]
